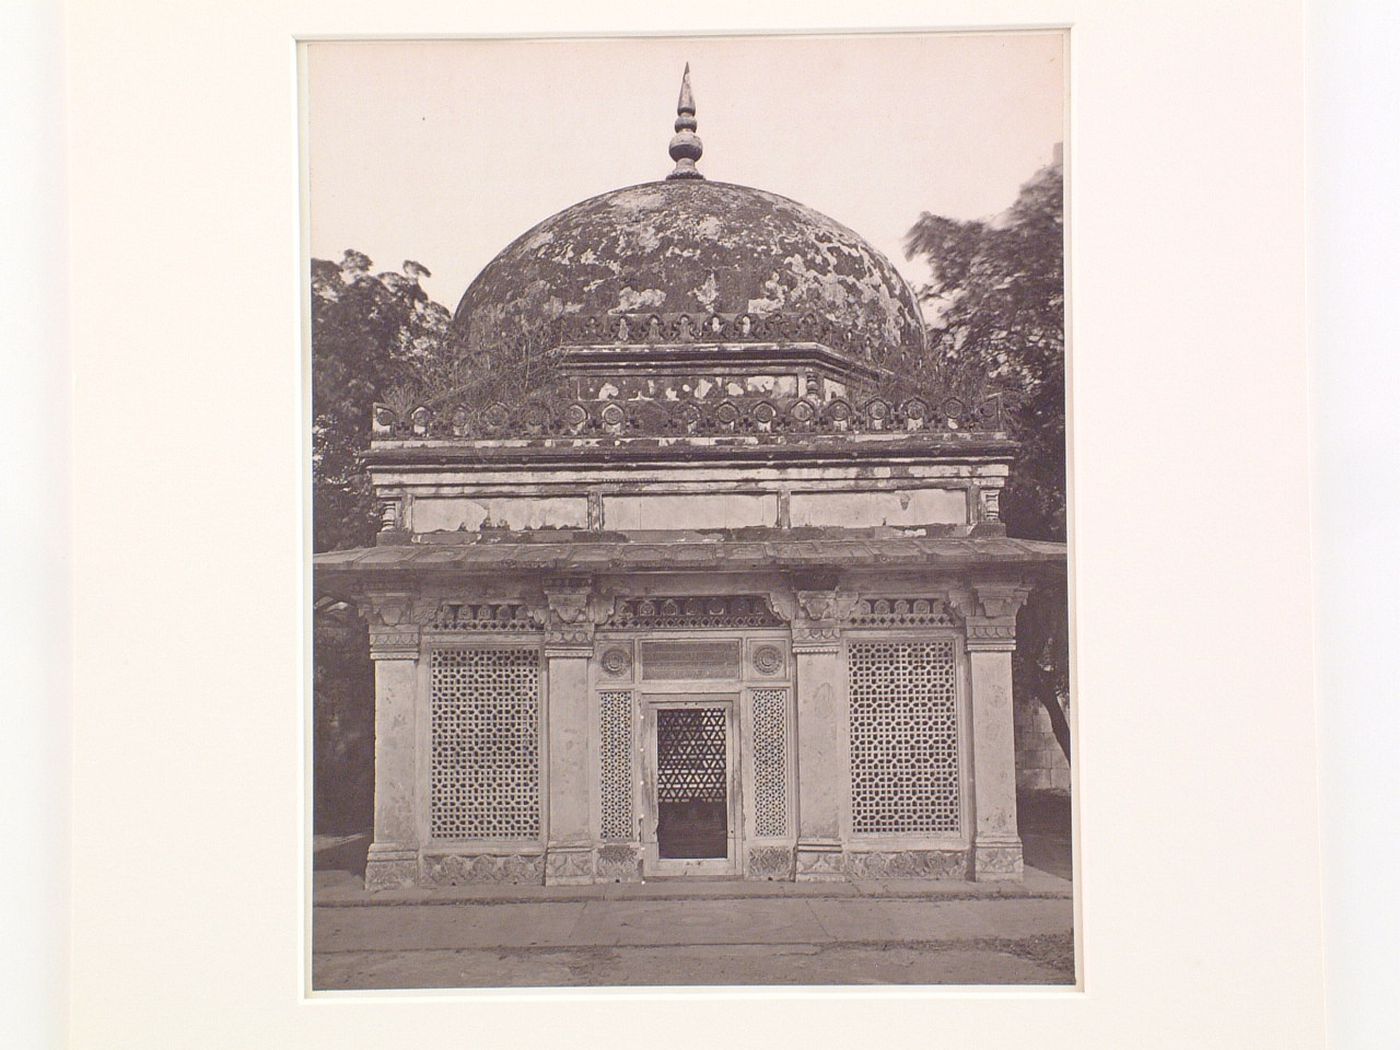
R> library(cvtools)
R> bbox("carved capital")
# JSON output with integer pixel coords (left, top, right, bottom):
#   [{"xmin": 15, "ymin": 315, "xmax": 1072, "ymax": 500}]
[
  {"xmin": 543, "ymin": 577, "xmax": 596, "ymax": 646},
  {"xmin": 795, "ymin": 589, "xmax": 838, "ymax": 622},
  {"xmin": 974, "ymin": 582, "xmax": 1030, "ymax": 620},
  {"xmin": 949, "ymin": 583, "xmax": 1030, "ymax": 652},
  {"xmin": 793, "ymin": 589, "xmax": 856, "ymax": 651},
  {"xmin": 359, "ymin": 591, "xmax": 415, "ymax": 627},
  {"xmin": 357, "ymin": 592, "xmax": 425, "ymax": 658}
]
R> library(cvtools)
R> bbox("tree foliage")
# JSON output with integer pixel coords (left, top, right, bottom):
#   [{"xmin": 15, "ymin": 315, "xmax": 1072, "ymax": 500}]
[
  {"xmin": 905, "ymin": 156, "xmax": 1072, "ymax": 762},
  {"xmin": 311, "ymin": 250, "xmax": 451, "ymax": 553}
]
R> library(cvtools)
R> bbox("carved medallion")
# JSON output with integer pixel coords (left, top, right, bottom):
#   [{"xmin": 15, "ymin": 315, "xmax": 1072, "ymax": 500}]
[
  {"xmin": 600, "ymin": 646, "xmax": 632, "ymax": 677},
  {"xmin": 753, "ymin": 644, "xmax": 784, "ymax": 676}
]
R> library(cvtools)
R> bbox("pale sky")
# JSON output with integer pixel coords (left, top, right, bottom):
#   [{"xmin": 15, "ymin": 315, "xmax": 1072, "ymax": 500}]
[{"xmin": 304, "ymin": 32, "xmax": 1064, "ymax": 310}]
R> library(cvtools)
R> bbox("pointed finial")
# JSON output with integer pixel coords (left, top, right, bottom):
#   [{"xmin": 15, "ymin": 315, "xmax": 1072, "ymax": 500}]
[{"xmin": 666, "ymin": 63, "xmax": 704, "ymax": 180}]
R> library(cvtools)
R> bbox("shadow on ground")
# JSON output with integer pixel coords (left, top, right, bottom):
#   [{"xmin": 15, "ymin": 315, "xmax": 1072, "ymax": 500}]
[{"xmin": 1019, "ymin": 789, "xmax": 1073, "ymax": 880}]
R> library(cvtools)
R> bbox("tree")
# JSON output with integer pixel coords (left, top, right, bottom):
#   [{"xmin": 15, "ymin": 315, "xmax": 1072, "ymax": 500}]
[
  {"xmin": 905, "ymin": 154, "xmax": 1072, "ymax": 762},
  {"xmin": 311, "ymin": 250, "xmax": 451, "ymax": 553}
]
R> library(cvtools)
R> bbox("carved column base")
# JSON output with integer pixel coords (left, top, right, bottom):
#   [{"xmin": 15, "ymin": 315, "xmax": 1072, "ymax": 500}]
[
  {"xmin": 544, "ymin": 845, "xmax": 596, "ymax": 885},
  {"xmin": 594, "ymin": 844, "xmax": 643, "ymax": 883},
  {"xmin": 795, "ymin": 839, "xmax": 846, "ymax": 882},
  {"xmin": 746, "ymin": 845, "xmax": 796, "ymax": 880},
  {"xmin": 973, "ymin": 837, "xmax": 1025, "ymax": 882},
  {"xmin": 364, "ymin": 844, "xmax": 418, "ymax": 891}
]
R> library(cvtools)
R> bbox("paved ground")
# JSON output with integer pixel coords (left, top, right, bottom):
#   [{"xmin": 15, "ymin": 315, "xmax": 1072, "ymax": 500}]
[
  {"xmin": 312, "ymin": 791, "xmax": 1075, "ymax": 990},
  {"xmin": 312, "ymin": 859, "xmax": 1074, "ymax": 989}
]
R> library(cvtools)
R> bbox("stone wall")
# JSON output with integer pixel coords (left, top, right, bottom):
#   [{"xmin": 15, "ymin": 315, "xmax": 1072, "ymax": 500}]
[{"xmin": 1013, "ymin": 690, "xmax": 1070, "ymax": 792}]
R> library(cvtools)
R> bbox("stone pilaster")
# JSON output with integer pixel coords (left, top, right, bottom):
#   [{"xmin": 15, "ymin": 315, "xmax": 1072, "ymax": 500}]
[
  {"xmin": 542, "ymin": 578, "xmax": 595, "ymax": 884},
  {"xmin": 362, "ymin": 593, "xmax": 422, "ymax": 890},
  {"xmin": 953, "ymin": 583, "xmax": 1030, "ymax": 882},
  {"xmin": 792, "ymin": 589, "xmax": 853, "ymax": 881}
]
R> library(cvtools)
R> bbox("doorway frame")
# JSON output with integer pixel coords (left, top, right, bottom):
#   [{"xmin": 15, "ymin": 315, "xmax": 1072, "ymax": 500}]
[{"xmin": 640, "ymin": 693, "xmax": 740, "ymax": 878}]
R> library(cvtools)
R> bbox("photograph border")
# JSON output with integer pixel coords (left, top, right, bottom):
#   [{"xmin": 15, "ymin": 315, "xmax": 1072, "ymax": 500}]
[{"xmin": 296, "ymin": 25, "xmax": 1081, "ymax": 1002}]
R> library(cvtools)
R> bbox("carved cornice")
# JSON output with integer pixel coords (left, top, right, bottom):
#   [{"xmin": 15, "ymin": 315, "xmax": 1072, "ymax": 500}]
[
  {"xmin": 355, "ymin": 591, "xmax": 425, "ymax": 658},
  {"xmin": 603, "ymin": 594, "xmax": 785, "ymax": 630},
  {"xmin": 845, "ymin": 596, "xmax": 956, "ymax": 628},
  {"xmin": 425, "ymin": 600, "xmax": 542, "ymax": 632}
]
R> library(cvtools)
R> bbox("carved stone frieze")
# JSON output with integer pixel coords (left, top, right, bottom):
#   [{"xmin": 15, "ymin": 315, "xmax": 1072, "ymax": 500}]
[
  {"xmin": 421, "ymin": 852, "xmax": 545, "ymax": 886},
  {"xmin": 427, "ymin": 600, "xmax": 541, "ymax": 632},
  {"xmin": 603, "ymin": 594, "xmax": 784, "ymax": 630},
  {"xmin": 846, "ymin": 597, "xmax": 956, "ymax": 628},
  {"xmin": 845, "ymin": 849, "xmax": 970, "ymax": 880}
]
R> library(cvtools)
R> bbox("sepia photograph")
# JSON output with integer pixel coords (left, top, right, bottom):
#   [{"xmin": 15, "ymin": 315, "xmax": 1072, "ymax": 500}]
[{"xmin": 305, "ymin": 30, "xmax": 1073, "ymax": 990}]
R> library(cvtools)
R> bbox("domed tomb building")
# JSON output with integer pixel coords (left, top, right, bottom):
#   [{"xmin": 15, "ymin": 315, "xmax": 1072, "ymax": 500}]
[{"xmin": 315, "ymin": 69, "xmax": 1066, "ymax": 888}]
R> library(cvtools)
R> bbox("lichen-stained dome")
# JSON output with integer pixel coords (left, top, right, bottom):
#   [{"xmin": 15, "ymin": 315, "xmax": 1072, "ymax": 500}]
[{"xmin": 448, "ymin": 178, "xmax": 927, "ymax": 364}]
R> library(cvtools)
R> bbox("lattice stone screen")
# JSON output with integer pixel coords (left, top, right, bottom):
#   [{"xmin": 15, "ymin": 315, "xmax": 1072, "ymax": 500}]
[
  {"xmin": 599, "ymin": 690, "xmax": 634, "ymax": 841},
  {"xmin": 848, "ymin": 640, "xmax": 960, "ymax": 835},
  {"xmin": 751, "ymin": 688, "xmax": 789, "ymax": 837},
  {"xmin": 430, "ymin": 647, "xmax": 541, "ymax": 840},
  {"xmin": 656, "ymin": 708, "xmax": 727, "ymax": 803}
]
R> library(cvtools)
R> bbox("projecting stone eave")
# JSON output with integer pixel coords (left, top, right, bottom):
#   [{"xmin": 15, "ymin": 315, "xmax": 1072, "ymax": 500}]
[
  {"xmin": 312, "ymin": 531, "xmax": 1067, "ymax": 596},
  {"xmin": 360, "ymin": 430, "xmax": 1019, "ymax": 470},
  {"xmin": 556, "ymin": 340, "xmax": 892, "ymax": 386}
]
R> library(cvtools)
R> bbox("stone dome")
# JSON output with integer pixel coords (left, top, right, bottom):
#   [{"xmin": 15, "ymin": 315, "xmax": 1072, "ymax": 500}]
[{"xmin": 449, "ymin": 179, "xmax": 927, "ymax": 363}]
